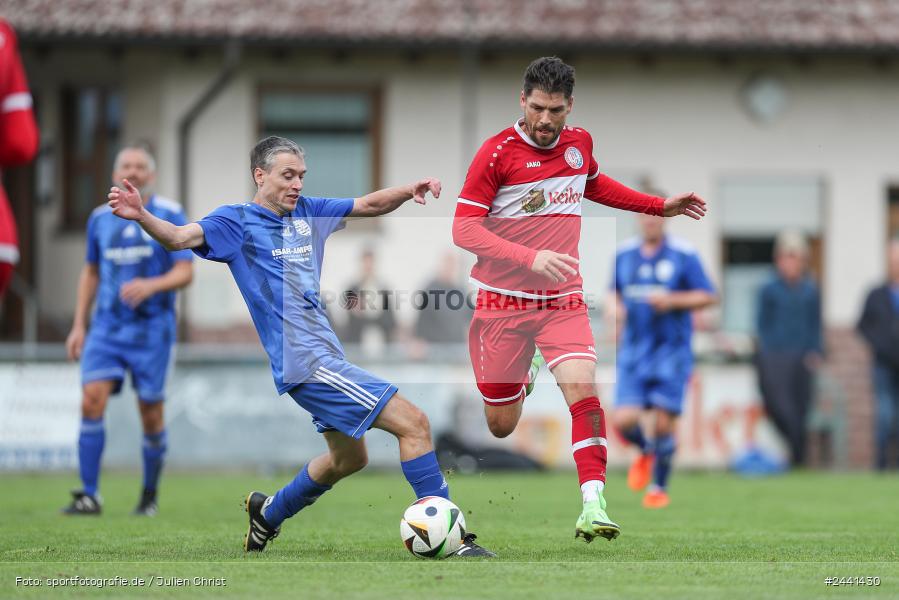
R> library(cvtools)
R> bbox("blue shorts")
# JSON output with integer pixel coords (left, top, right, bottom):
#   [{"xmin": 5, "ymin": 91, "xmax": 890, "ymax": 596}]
[
  {"xmin": 81, "ymin": 332, "xmax": 173, "ymax": 402},
  {"xmin": 288, "ymin": 358, "xmax": 397, "ymax": 439},
  {"xmin": 614, "ymin": 373, "xmax": 688, "ymax": 416}
]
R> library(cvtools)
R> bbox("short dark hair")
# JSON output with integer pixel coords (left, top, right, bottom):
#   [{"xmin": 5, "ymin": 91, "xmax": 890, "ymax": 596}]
[
  {"xmin": 523, "ymin": 57, "xmax": 575, "ymax": 98},
  {"xmin": 250, "ymin": 136, "xmax": 304, "ymax": 179}
]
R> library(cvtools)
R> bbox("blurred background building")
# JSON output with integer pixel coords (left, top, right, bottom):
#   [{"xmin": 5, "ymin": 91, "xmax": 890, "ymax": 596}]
[{"xmin": 2, "ymin": 0, "xmax": 899, "ymax": 471}]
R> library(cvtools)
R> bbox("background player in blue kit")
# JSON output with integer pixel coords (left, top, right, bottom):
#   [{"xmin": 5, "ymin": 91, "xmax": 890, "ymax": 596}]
[
  {"xmin": 63, "ymin": 144, "xmax": 194, "ymax": 516},
  {"xmin": 610, "ymin": 213, "xmax": 717, "ymax": 509},
  {"xmin": 107, "ymin": 136, "xmax": 494, "ymax": 556}
]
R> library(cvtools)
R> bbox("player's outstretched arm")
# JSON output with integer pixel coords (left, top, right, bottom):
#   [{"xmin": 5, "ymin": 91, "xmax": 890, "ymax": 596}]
[
  {"xmin": 662, "ymin": 192, "xmax": 707, "ymax": 220},
  {"xmin": 588, "ymin": 174, "xmax": 706, "ymax": 221},
  {"xmin": 108, "ymin": 179, "xmax": 205, "ymax": 251},
  {"xmin": 350, "ymin": 178, "xmax": 441, "ymax": 217}
]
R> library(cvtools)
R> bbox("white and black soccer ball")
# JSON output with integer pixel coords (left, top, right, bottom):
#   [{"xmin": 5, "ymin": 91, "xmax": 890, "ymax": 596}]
[{"xmin": 400, "ymin": 496, "xmax": 466, "ymax": 559}]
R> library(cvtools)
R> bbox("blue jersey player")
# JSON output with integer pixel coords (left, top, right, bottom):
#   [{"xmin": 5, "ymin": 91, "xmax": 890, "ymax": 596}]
[
  {"xmin": 63, "ymin": 145, "xmax": 194, "ymax": 516},
  {"xmin": 610, "ymin": 213, "xmax": 716, "ymax": 509},
  {"xmin": 107, "ymin": 136, "xmax": 494, "ymax": 556}
]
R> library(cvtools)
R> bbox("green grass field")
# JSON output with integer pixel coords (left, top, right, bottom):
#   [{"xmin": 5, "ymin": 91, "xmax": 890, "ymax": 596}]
[{"xmin": 1, "ymin": 470, "xmax": 897, "ymax": 598}]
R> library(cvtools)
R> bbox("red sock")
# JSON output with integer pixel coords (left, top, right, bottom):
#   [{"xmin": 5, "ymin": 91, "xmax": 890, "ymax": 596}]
[{"xmin": 569, "ymin": 397, "xmax": 607, "ymax": 485}]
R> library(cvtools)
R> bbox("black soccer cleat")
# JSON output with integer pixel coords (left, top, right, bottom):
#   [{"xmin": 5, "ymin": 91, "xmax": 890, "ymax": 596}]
[
  {"xmin": 132, "ymin": 488, "xmax": 158, "ymax": 517},
  {"xmin": 60, "ymin": 490, "xmax": 102, "ymax": 516},
  {"xmin": 244, "ymin": 491, "xmax": 280, "ymax": 552},
  {"xmin": 453, "ymin": 532, "xmax": 497, "ymax": 558}
]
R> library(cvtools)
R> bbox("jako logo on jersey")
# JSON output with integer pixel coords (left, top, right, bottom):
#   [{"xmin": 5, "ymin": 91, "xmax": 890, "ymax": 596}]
[
  {"xmin": 521, "ymin": 189, "xmax": 547, "ymax": 213},
  {"xmin": 564, "ymin": 147, "xmax": 583, "ymax": 169},
  {"xmin": 548, "ymin": 187, "xmax": 582, "ymax": 204},
  {"xmin": 294, "ymin": 219, "xmax": 312, "ymax": 236},
  {"xmin": 526, "ymin": 161, "xmax": 541, "ymax": 168}
]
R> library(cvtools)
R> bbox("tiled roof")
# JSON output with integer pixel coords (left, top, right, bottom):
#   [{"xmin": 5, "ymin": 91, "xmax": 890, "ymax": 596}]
[{"xmin": 6, "ymin": 0, "xmax": 899, "ymax": 51}]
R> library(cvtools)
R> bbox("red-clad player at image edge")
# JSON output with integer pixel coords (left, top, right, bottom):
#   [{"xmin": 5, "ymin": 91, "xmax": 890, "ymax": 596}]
[{"xmin": 0, "ymin": 18, "xmax": 40, "ymax": 296}]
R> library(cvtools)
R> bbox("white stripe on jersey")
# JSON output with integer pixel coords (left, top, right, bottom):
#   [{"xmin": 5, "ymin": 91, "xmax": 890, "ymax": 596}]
[
  {"xmin": 0, "ymin": 243, "xmax": 20, "ymax": 264},
  {"xmin": 469, "ymin": 277, "xmax": 585, "ymax": 300},
  {"xmin": 1, "ymin": 92, "xmax": 32, "ymax": 113},
  {"xmin": 490, "ymin": 174, "xmax": 586, "ymax": 218},
  {"xmin": 457, "ymin": 198, "xmax": 491, "ymax": 210}
]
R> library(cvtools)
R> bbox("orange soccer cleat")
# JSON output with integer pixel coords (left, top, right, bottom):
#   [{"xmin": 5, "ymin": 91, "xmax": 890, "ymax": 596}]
[
  {"xmin": 627, "ymin": 454, "xmax": 654, "ymax": 491},
  {"xmin": 642, "ymin": 488, "xmax": 670, "ymax": 509}
]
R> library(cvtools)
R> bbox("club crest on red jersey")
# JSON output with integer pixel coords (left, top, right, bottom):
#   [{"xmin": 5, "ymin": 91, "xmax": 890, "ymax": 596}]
[
  {"xmin": 564, "ymin": 147, "xmax": 584, "ymax": 169},
  {"xmin": 521, "ymin": 188, "xmax": 547, "ymax": 213}
]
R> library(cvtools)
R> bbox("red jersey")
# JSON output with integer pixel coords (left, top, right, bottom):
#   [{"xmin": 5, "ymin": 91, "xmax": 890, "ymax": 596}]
[
  {"xmin": 453, "ymin": 120, "xmax": 664, "ymax": 300},
  {"xmin": 0, "ymin": 18, "xmax": 40, "ymax": 266}
]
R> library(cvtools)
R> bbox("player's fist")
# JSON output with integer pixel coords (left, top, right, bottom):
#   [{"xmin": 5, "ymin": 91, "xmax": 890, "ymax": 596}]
[
  {"xmin": 530, "ymin": 250, "xmax": 579, "ymax": 283},
  {"xmin": 410, "ymin": 178, "xmax": 441, "ymax": 205},
  {"xmin": 108, "ymin": 178, "xmax": 145, "ymax": 221},
  {"xmin": 663, "ymin": 192, "xmax": 706, "ymax": 220},
  {"xmin": 65, "ymin": 325, "xmax": 86, "ymax": 361},
  {"xmin": 120, "ymin": 277, "xmax": 157, "ymax": 308}
]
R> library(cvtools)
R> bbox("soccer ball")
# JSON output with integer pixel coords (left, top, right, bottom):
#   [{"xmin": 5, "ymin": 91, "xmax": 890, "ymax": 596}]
[{"xmin": 400, "ymin": 496, "xmax": 466, "ymax": 559}]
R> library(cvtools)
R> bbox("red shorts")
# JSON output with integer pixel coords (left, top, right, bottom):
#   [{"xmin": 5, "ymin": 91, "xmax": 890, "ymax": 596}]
[{"xmin": 468, "ymin": 292, "xmax": 597, "ymax": 406}]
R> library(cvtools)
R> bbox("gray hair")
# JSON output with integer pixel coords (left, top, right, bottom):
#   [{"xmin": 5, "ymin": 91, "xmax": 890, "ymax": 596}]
[
  {"xmin": 775, "ymin": 229, "xmax": 809, "ymax": 257},
  {"xmin": 114, "ymin": 143, "xmax": 156, "ymax": 174},
  {"xmin": 250, "ymin": 136, "xmax": 304, "ymax": 179}
]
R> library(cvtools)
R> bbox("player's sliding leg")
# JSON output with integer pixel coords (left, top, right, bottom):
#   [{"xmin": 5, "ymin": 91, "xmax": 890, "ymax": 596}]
[
  {"xmin": 613, "ymin": 407, "xmax": 654, "ymax": 492},
  {"xmin": 643, "ymin": 408, "xmax": 677, "ymax": 509},
  {"xmin": 133, "ymin": 399, "xmax": 166, "ymax": 516},
  {"xmin": 551, "ymin": 358, "xmax": 620, "ymax": 542},
  {"xmin": 62, "ymin": 380, "xmax": 113, "ymax": 515},
  {"xmin": 246, "ymin": 432, "xmax": 367, "ymax": 551},
  {"xmin": 373, "ymin": 393, "xmax": 496, "ymax": 557}
]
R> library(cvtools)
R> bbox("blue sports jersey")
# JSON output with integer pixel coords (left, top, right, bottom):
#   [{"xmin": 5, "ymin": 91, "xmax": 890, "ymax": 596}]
[
  {"xmin": 193, "ymin": 196, "xmax": 354, "ymax": 394},
  {"xmin": 612, "ymin": 236, "xmax": 714, "ymax": 380},
  {"xmin": 86, "ymin": 195, "xmax": 193, "ymax": 344}
]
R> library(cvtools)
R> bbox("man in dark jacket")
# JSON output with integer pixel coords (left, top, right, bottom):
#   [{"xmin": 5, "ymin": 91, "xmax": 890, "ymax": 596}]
[
  {"xmin": 755, "ymin": 231, "xmax": 823, "ymax": 467},
  {"xmin": 857, "ymin": 238, "xmax": 899, "ymax": 470}
]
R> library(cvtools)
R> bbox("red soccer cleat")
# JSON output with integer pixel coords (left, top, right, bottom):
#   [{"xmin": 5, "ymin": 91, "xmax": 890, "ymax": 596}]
[
  {"xmin": 642, "ymin": 488, "xmax": 670, "ymax": 509},
  {"xmin": 627, "ymin": 454, "xmax": 654, "ymax": 491}
]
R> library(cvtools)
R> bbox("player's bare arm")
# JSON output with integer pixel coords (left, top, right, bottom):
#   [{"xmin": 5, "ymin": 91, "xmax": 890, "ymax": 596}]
[
  {"xmin": 65, "ymin": 263, "xmax": 99, "ymax": 361},
  {"xmin": 108, "ymin": 179, "xmax": 205, "ymax": 251},
  {"xmin": 647, "ymin": 289, "xmax": 718, "ymax": 313},
  {"xmin": 119, "ymin": 260, "xmax": 194, "ymax": 309},
  {"xmin": 663, "ymin": 191, "xmax": 707, "ymax": 220},
  {"xmin": 350, "ymin": 178, "xmax": 441, "ymax": 217}
]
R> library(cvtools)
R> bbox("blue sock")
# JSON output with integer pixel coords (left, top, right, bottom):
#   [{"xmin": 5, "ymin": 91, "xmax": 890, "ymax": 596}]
[
  {"xmin": 142, "ymin": 430, "xmax": 167, "ymax": 493},
  {"xmin": 78, "ymin": 417, "xmax": 105, "ymax": 496},
  {"xmin": 263, "ymin": 464, "xmax": 332, "ymax": 529},
  {"xmin": 401, "ymin": 451, "xmax": 449, "ymax": 500},
  {"xmin": 621, "ymin": 424, "xmax": 648, "ymax": 453},
  {"xmin": 653, "ymin": 434, "xmax": 676, "ymax": 490}
]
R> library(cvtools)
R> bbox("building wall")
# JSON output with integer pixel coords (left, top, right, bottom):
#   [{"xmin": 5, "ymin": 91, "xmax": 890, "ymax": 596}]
[{"xmin": 22, "ymin": 49, "xmax": 898, "ymax": 332}]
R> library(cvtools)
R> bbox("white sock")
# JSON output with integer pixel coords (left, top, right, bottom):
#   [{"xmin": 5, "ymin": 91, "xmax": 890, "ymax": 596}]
[{"xmin": 580, "ymin": 480, "xmax": 605, "ymax": 503}]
